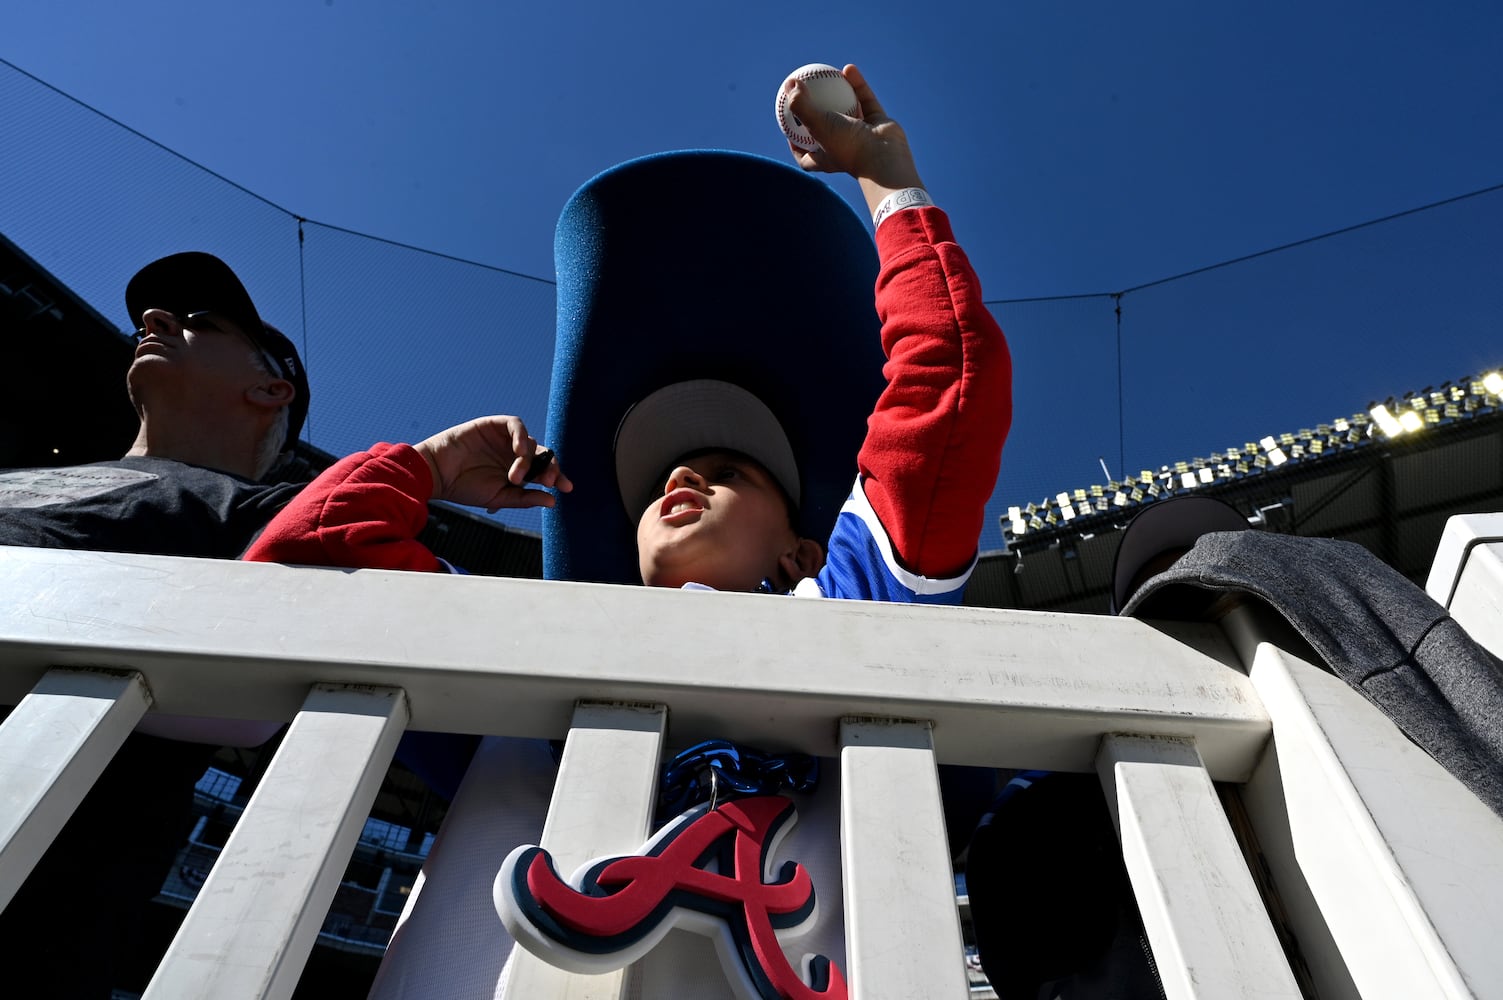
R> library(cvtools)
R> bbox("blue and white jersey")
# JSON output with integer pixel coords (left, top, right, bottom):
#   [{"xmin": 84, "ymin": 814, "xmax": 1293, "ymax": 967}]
[{"xmin": 796, "ymin": 476, "xmax": 975, "ymax": 605}]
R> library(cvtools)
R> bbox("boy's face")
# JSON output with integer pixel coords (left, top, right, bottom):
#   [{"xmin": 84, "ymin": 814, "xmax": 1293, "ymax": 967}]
[{"xmin": 636, "ymin": 449, "xmax": 800, "ymax": 592}]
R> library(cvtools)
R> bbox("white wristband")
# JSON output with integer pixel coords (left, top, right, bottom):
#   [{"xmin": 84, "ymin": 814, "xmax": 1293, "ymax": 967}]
[{"xmin": 871, "ymin": 187, "xmax": 934, "ymax": 229}]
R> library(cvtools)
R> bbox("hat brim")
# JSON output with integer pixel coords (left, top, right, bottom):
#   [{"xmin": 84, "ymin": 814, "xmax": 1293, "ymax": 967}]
[
  {"xmin": 615, "ymin": 379, "xmax": 801, "ymax": 521},
  {"xmin": 125, "ymin": 252, "xmax": 262, "ymax": 338},
  {"xmin": 542, "ymin": 149, "xmax": 887, "ymax": 585},
  {"xmin": 1110, "ymin": 496, "xmax": 1251, "ymax": 613}
]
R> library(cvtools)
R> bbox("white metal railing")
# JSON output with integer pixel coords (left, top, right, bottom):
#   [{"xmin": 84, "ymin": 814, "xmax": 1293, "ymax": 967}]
[{"xmin": 0, "ymin": 514, "xmax": 1500, "ymax": 999}]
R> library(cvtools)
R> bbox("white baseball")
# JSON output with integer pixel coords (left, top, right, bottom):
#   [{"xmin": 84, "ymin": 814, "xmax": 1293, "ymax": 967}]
[{"xmin": 775, "ymin": 63, "xmax": 862, "ymax": 152}]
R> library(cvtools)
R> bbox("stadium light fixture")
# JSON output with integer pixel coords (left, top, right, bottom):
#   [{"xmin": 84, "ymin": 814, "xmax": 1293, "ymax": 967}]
[
  {"xmin": 1369, "ymin": 404, "xmax": 1404, "ymax": 438},
  {"xmin": 999, "ymin": 365, "xmax": 1501, "ymax": 547}
]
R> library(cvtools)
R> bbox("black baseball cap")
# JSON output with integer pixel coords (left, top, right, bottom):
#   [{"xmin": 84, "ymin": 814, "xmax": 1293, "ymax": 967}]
[
  {"xmin": 1110, "ymin": 496, "xmax": 1251, "ymax": 614},
  {"xmin": 125, "ymin": 252, "xmax": 309, "ymax": 451}
]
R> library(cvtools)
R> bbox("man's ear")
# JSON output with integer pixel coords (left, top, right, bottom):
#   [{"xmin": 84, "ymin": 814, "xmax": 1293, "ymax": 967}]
[
  {"xmin": 778, "ymin": 537, "xmax": 826, "ymax": 588},
  {"xmin": 246, "ymin": 377, "xmax": 294, "ymax": 412}
]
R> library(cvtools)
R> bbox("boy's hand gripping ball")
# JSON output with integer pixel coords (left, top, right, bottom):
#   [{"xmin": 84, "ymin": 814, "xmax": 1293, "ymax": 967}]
[{"xmin": 775, "ymin": 63, "xmax": 862, "ymax": 152}]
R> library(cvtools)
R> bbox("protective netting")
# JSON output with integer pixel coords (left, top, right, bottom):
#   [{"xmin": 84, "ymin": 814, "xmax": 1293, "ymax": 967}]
[{"xmin": 3, "ymin": 58, "xmax": 1499, "ymax": 549}]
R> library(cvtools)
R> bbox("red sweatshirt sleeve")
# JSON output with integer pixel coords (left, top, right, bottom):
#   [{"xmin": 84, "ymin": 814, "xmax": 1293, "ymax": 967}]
[
  {"xmin": 243, "ymin": 443, "xmax": 446, "ymax": 572},
  {"xmin": 857, "ymin": 206, "xmax": 1012, "ymax": 578}
]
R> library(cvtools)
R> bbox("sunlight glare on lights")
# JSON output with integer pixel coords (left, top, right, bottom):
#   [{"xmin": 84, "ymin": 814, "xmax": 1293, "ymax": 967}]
[{"xmin": 1369, "ymin": 404, "xmax": 1404, "ymax": 437}]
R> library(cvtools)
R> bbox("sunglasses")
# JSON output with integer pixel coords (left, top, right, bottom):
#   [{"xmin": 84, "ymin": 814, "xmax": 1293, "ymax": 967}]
[{"xmin": 135, "ymin": 311, "xmax": 284, "ymax": 377}]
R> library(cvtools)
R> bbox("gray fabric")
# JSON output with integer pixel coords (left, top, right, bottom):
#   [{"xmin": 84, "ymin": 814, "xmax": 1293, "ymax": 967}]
[{"xmin": 1123, "ymin": 530, "xmax": 1503, "ymax": 817}]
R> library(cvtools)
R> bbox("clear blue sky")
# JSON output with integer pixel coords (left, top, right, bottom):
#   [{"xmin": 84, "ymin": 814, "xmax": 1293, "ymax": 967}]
[{"xmin": 4, "ymin": 1, "xmax": 1501, "ymax": 548}]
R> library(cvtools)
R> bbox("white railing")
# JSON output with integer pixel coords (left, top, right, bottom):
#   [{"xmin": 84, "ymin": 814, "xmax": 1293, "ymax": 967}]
[{"xmin": 1, "ymin": 514, "xmax": 1501, "ymax": 999}]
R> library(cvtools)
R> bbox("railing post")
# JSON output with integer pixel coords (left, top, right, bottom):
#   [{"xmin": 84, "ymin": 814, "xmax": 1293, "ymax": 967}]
[
  {"xmin": 0, "ymin": 668, "xmax": 152, "ymax": 910},
  {"xmin": 499, "ymin": 701, "xmax": 666, "ymax": 1000},
  {"xmin": 145, "ymin": 683, "xmax": 408, "ymax": 1000},
  {"xmin": 1425, "ymin": 512, "xmax": 1503, "ymax": 656},
  {"xmin": 1096, "ymin": 733, "xmax": 1301, "ymax": 1000},
  {"xmin": 1223, "ymin": 602, "xmax": 1503, "ymax": 1000},
  {"xmin": 840, "ymin": 717, "xmax": 968, "ymax": 1000}
]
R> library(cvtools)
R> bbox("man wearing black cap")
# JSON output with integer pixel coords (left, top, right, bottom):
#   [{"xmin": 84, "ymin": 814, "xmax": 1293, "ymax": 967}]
[
  {"xmin": 0, "ymin": 251, "xmax": 310, "ymax": 997},
  {"xmin": 126, "ymin": 251, "xmax": 309, "ymax": 479},
  {"xmin": 0, "ymin": 251, "xmax": 309, "ymax": 555}
]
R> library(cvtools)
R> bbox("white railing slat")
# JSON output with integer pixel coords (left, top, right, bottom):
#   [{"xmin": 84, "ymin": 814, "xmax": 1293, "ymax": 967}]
[
  {"xmin": 1096, "ymin": 734, "xmax": 1301, "ymax": 1000},
  {"xmin": 499, "ymin": 701, "xmax": 666, "ymax": 1000},
  {"xmin": 1424, "ymin": 513, "xmax": 1503, "ymax": 657},
  {"xmin": 1223, "ymin": 606, "xmax": 1503, "ymax": 1000},
  {"xmin": 840, "ymin": 718, "xmax": 969, "ymax": 1000},
  {"xmin": 0, "ymin": 667, "xmax": 151, "ymax": 909},
  {"xmin": 145, "ymin": 683, "xmax": 408, "ymax": 1000}
]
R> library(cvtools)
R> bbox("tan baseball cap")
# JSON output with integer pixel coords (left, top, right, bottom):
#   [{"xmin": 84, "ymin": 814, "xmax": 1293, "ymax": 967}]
[{"xmin": 613, "ymin": 379, "xmax": 801, "ymax": 520}]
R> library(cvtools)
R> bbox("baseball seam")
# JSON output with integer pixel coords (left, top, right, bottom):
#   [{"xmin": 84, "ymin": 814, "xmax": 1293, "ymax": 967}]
[
  {"xmin": 778, "ymin": 69, "xmax": 860, "ymax": 147},
  {"xmin": 776, "ymin": 90, "xmax": 816, "ymax": 146}
]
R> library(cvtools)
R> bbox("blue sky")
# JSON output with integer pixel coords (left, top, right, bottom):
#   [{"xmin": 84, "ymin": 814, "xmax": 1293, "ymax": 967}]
[{"xmin": 4, "ymin": 1, "xmax": 1501, "ymax": 549}]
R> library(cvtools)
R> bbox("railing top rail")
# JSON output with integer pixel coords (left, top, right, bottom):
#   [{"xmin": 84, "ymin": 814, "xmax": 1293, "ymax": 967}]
[{"xmin": 0, "ymin": 545, "xmax": 1269, "ymax": 777}]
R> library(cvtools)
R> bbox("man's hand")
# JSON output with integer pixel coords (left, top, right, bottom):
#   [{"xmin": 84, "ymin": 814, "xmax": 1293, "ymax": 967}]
[
  {"xmin": 413, "ymin": 415, "xmax": 573, "ymax": 513},
  {"xmin": 784, "ymin": 64, "xmax": 926, "ymax": 217}
]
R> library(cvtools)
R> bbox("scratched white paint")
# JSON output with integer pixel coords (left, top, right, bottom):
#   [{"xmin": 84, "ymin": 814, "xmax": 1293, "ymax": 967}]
[
  {"xmin": 0, "ymin": 546, "xmax": 1269, "ymax": 777},
  {"xmin": 1223, "ymin": 611, "xmax": 1503, "ymax": 1000},
  {"xmin": 500, "ymin": 702, "xmax": 665, "ymax": 1000},
  {"xmin": 144, "ymin": 684, "xmax": 408, "ymax": 1000},
  {"xmin": 1097, "ymin": 734, "xmax": 1300, "ymax": 999},
  {"xmin": 0, "ymin": 668, "xmax": 150, "ymax": 908},
  {"xmin": 841, "ymin": 718, "xmax": 969, "ymax": 1000}
]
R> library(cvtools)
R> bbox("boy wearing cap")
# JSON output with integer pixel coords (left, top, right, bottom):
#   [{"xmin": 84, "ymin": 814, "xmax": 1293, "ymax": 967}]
[{"xmin": 247, "ymin": 66, "xmax": 1007, "ymax": 999}]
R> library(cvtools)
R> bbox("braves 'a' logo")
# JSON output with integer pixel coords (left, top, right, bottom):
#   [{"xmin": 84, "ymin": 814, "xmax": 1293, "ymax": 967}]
[{"xmin": 493, "ymin": 795, "xmax": 846, "ymax": 1000}]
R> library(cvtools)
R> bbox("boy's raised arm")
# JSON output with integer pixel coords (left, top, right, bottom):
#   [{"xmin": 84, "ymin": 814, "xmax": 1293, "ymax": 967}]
[{"xmin": 789, "ymin": 66, "xmax": 1012, "ymax": 580}]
